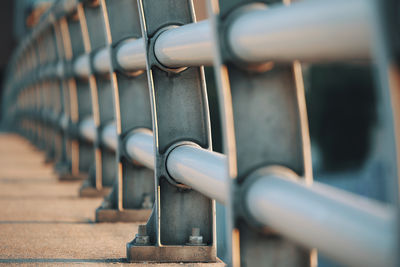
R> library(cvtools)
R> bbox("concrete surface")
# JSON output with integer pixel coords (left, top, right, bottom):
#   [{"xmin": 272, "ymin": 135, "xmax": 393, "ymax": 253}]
[{"xmin": 0, "ymin": 134, "xmax": 225, "ymax": 266}]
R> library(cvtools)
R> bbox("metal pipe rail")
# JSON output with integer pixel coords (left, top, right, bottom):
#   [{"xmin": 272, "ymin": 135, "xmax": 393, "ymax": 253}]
[
  {"xmin": 245, "ymin": 169, "xmax": 395, "ymax": 267},
  {"xmin": 125, "ymin": 130, "xmax": 154, "ymax": 170},
  {"xmin": 79, "ymin": 117, "xmax": 96, "ymax": 143},
  {"xmin": 4, "ymin": 0, "xmax": 400, "ymax": 266},
  {"xmin": 94, "ymin": 0, "xmax": 372, "ymax": 74},
  {"xmin": 101, "ymin": 122, "xmax": 117, "ymax": 151},
  {"xmin": 8, "ymin": 0, "xmax": 374, "ymax": 84}
]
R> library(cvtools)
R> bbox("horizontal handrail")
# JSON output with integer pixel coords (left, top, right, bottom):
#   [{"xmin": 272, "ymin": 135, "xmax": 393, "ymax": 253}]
[
  {"xmin": 125, "ymin": 129, "xmax": 154, "ymax": 169},
  {"xmin": 74, "ymin": 54, "xmax": 90, "ymax": 78},
  {"xmin": 246, "ymin": 169, "xmax": 395, "ymax": 267},
  {"xmin": 116, "ymin": 38, "xmax": 147, "ymax": 71},
  {"xmin": 166, "ymin": 144, "xmax": 228, "ymax": 204},
  {"xmin": 79, "ymin": 117, "xmax": 96, "ymax": 142},
  {"xmin": 101, "ymin": 122, "xmax": 117, "ymax": 151},
  {"xmin": 154, "ymin": 20, "xmax": 213, "ymax": 68},
  {"xmin": 93, "ymin": 47, "xmax": 111, "ymax": 74},
  {"xmin": 11, "ymin": 0, "xmax": 374, "ymax": 82},
  {"xmin": 228, "ymin": 0, "xmax": 372, "ymax": 62}
]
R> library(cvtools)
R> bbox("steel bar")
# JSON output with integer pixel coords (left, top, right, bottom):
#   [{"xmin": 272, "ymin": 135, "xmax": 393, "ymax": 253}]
[
  {"xmin": 154, "ymin": 20, "xmax": 213, "ymax": 68},
  {"xmin": 74, "ymin": 54, "xmax": 90, "ymax": 78},
  {"xmin": 93, "ymin": 47, "xmax": 111, "ymax": 74},
  {"xmin": 228, "ymin": 0, "xmax": 373, "ymax": 63},
  {"xmin": 101, "ymin": 122, "xmax": 117, "ymax": 151},
  {"xmin": 116, "ymin": 38, "xmax": 147, "ymax": 71},
  {"xmin": 125, "ymin": 130, "xmax": 154, "ymax": 169},
  {"xmin": 245, "ymin": 172, "xmax": 396, "ymax": 267},
  {"xmin": 166, "ymin": 145, "xmax": 228, "ymax": 204},
  {"xmin": 79, "ymin": 117, "xmax": 96, "ymax": 142},
  {"xmin": 69, "ymin": 0, "xmax": 374, "ymax": 77}
]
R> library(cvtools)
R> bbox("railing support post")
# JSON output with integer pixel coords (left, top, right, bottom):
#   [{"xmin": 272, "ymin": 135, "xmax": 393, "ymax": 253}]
[
  {"xmin": 76, "ymin": 1, "xmax": 112, "ymax": 197},
  {"xmin": 125, "ymin": 0, "xmax": 217, "ymax": 262},
  {"xmin": 207, "ymin": 0, "xmax": 315, "ymax": 266},
  {"xmin": 94, "ymin": 0, "xmax": 155, "ymax": 222}
]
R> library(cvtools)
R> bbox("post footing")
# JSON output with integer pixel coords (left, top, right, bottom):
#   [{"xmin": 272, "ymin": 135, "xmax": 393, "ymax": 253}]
[
  {"xmin": 58, "ymin": 172, "xmax": 87, "ymax": 181},
  {"xmin": 126, "ymin": 242, "xmax": 218, "ymax": 263},
  {"xmin": 79, "ymin": 183, "xmax": 111, "ymax": 198},
  {"xmin": 96, "ymin": 208, "xmax": 151, "ymax": 223}
]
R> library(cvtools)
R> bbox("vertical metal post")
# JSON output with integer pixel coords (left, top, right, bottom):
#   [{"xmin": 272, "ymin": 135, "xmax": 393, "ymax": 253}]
[
  {"xmin": 34, "ymin": 35, "xmax": 47, "ymax": 151},
  {"xmin": 207, "ymin": 0, "xmax": 314, "ymax": 266},
  {"xmin": 76, "ymin": 0, "xmax": 112, "ymax": 197},
  {"xmin": 43, "ymin": 28, "xmax": 59, "ymax": 164},
  {"xmin": 42, "ymin": 29, "xmax": 57, "ymax": 162},
  {"xmin": 372, "ymin": 1, "xmax": 400, "ymax": 266},
  {"xmin": 57, "ymin": 13, "xmax": 83, "ymax": 180},
  {"xmin": 66, "ymin": 7, "xmax": 95, "ymax": 181},
  {"xmin": 125, "ymin": 0, "xmax": 217, "ymax": 262},
  {"xmin": 95, "ymin": 0, "xmax": 154, "ymax": 222},
  {"xmin": 52, "ymin": 19, "xmax": 71, "ymax": 177}
]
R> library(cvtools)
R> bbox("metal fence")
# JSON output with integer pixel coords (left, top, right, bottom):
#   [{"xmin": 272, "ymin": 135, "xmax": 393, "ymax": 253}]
[{"xmin": 3, "ymin": 0, "xmax": 399, "ymax": 266}]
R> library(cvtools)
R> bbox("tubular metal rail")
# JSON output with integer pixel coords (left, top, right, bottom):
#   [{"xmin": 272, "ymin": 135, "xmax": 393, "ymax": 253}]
[{"xmin": 3, "ymin": 0, "xmax": 400, "ymax": 266}]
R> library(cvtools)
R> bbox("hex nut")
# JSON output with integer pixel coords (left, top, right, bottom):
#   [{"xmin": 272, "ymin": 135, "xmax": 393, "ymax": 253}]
[
  {"xmin": 135, "ymin": 224, "xmax": 150, "ymax": 245},
  {"xmin": 187, "ymin": 228, "xmax": 206, "ymax": 246}
]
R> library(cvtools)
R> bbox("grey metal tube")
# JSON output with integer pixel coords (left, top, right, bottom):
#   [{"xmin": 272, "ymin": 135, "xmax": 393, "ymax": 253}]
[
  {"xmin": 73, "ymin": 54, "xmax": 90, "ymax": 78},
  {"xmin": 125, "ymin": 129, "xmax": 154, "ymax": 169},
  {"xmin": 125, "ymin": 131, "xmax": 228, "ymax": 204},
  {"xmin": 166, "ymin": 145, "xmax": 228, "ymax": 204},
  {"xmin": 154, "ymin": 20, "xmax": 213, "ymax": 68},
  {"xmin": 228, "ymin": 0, "xmax": 373, "ymax": 62},
  {"xmin": 116, "ymin": 38, "xmax": 147, "ymax": 71},
  {"xmin": 79, "ymin": 117, "xmax": 96, "ymax": 142},
  {"xmin": 93, "ymin": 47, "xmax": 111, "ymax": 74},
  {"xmin": 101, "ymin": 122, "xmax": 117, "ymax": 151},
  {"xmin": 245, "ymin": 168, "xmax": 396, "ymax": 267},
  {"xmin": 59, "ymin": 114, "xmax": 68, "ymax": 132},
  {"xmin": 71, "ymin": 0, "xmax": 373, "ymax": 75}
]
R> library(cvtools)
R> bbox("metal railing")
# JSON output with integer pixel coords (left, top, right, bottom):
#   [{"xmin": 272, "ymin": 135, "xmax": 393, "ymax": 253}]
[{"xmin": 3, "ymin": 0, "xmax": 399, "ymax": 266}]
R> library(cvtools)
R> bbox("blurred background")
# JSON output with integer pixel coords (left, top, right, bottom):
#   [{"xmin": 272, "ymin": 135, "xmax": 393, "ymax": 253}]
[{"xmin": 0, "ymin": 0, "xmax": 57, "ymax": 115}]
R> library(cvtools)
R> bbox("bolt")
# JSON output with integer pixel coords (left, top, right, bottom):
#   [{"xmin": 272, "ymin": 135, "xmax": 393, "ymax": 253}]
[
  {"xmin": 192, "ymin": 228, "xmax": 200, "ymax": 236},
  {"xmin": 135, "ymin": 224, "xmax": 150, "ymax": 245},
  {"xmin": 187, "ymin": 227, "xmax": 205, "ymax": 246},
  {"xmin": 138, "ymin": 225, "xmax": 147, "ymax": 236},
  {"xmin": 141, "ymin": 194, "xmax": 153, "ymax": 209}
]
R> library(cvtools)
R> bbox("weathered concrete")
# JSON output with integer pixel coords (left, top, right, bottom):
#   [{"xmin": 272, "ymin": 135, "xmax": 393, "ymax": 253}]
[{"xmin": 0, "ymin": 134, "xmax": 225, "ymax": 266}]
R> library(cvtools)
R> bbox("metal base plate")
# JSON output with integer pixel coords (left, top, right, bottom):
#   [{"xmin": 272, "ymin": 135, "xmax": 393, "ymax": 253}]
[
  {"xmin": 56, "ymin": 162, "xmax": 88, "ymax": 181},
  {"xmin": 126, "ymin": 242, "xmax": 218, "ymax": 263},
  {"xmin": 58, "ymin": 173, "xmax": 87, "ymax": 181},
  {"xmin": 79, "ymin": 185, "xmax": 111, "ymax": 198},
  {"xmin": 96, "ymin": 208, "xmax": 151, "ymax": 223}
]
